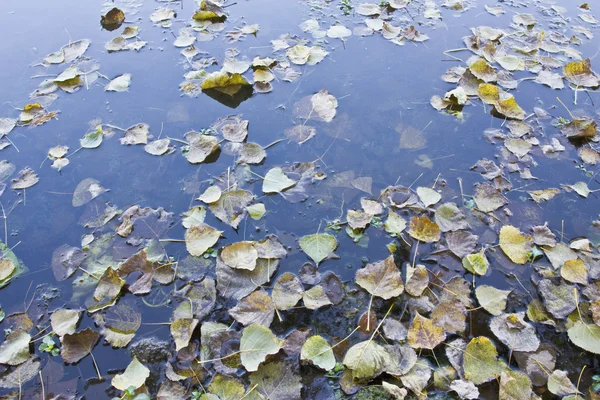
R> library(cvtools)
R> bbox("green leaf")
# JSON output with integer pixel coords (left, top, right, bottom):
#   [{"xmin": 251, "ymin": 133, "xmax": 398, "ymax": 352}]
[
  {"xmin": 343, "ymin": 340, "xmax": 390, "ymax": 379},
  {"xmin": 240, "ymin": 324, "xmax": 282, "ymax": 372},
  {"xmin": 111, "ymin": 357, "xmax": 150, "ymax": 391},
  {"xmin": 463, "ymin": 336, "xmax": 506, "ymax": 385},
  {"xmin": 299, "ymin": 233, "xmax": 337, "ymax": 266},
  {"xmin": 263, "ymin": 167, "xmax": 296, "ymax": 194},
  {"xmin": 301, "ymin": 335, "xmax": 335, "ymax": 370},
  {"xmin": 568, "ymin": 321, "xmax": 600, "ymax": 355}
]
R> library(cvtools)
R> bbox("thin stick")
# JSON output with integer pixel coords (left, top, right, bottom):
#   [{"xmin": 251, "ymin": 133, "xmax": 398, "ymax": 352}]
[
  {"xmin": 556, "ymin": 96, "xmax": 574, "ymax": 119},
  {"xmin": 165, "ymin": 137, "xmax": 189, "ymax": 145},
  {"xmin": 240, "ymin": 384, "xmax": 259, "ymax": 400},
  {"xmin": 39, "ymin": 370, "xmax": 45, "ymax": 400},
  {"xmin": 263, "ymin": 138, "xmax": 284, "ymax": 149},
  {"xmin": 89, "ymin": 351, "xmax": 102, "ymax": 380},
  {"xmin": 0, "ymin": 202, "xmax": 7, "ymax": 246}
]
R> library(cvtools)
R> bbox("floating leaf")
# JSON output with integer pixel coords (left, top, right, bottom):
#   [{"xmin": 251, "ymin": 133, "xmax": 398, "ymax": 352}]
[
  {"xmin": 185, "ymin": 224, "xmax": 222, "ymax": 257},
  {"xmin": 355, "ymin": 255, "xmax": 404, "ymax": 299},
  {"xmin": 563, "ymin": 59, "xmax": 599, "ymax": 87},
  {"xmin": 548, "ymin": 370, "xmax": 578, "ymax": 396},
  {"xmin": 299, "ymin": 233, "xmax": 337, "ymax": 266},
  {"xmin": 561, "ymin": 259, "xmax": 588, "ymax": 285},
  {"xmin": 229, "ymin": 289, "xmax": 274, "ymax": 326},
  {"xmin": 490, "ymin": 312, "xmax": 540, "ymax": 352},
  {"xmin": 561, "ymin": 118, "xmax": 597, "ymax": 140},
  {"xmin": 567, "ymin": 321, "xmax": 600, "ymax": 355},
  {"xmin": 499, "ymin": 225, "xmax": 532, "ymax": 264},
  {"xmin": 408, "ymin": 215, "xmax": 441, "ymax": 242},
  {"xmin": 60, "ymin": 328, "xmax": 99, "ymax": 363},
  {"xmin": 435, "ymin": 203, "xmax": 470, "ymax": 232},
  {"xmin": 121, "ymin": 123, "xmax": 148, "ymax": 145},
  {"xmin": 111, "ymin": 357, "xmax": 150, "ymax": 391},
  {"xmin": 462, "ymin": 250, "xmax": 489, "ymax": 275},
  {"xmin": 272, "ymin": 272, "xmax": 304, "ymax": 310},
  {"xmin": 80, "ymin": 125, "xmax": 103, "ymax": 148},
  {"xmin": 249, "ymin": 360, "xmax": 302, "ymax": 400},
  {"xmin": 0, "ymin": 330, "xmax": 31, "ymax": 366},
  {"xmin": 171, "ymin": 318, "xmax": 198, "ymax": 351},
  {"xmin": 51, "ymin": 309, "xmax": 81, "ymax": 337},
  {"xmin": 463, "ymin": 336, "xmax": 505, "ymax": 385},
  {"xmin": 263, "ymin": 167, "xmax": 296, "ymax": 194},
  {"xmin": 407, "ymin": 312, "xmax": 446, "ymax": 350},
  {"xmin": 11, "ymin": 168, "xmax": 39, "ymax": 190},
  {"xmin": 105, "ymin": 74, "xmax": 131, "ymax": 92},
  {"xmin": 475, "ymin": 285, "xmax": 510, "ymax": 316},
  {"xmin": 221, "ymin": 241, "xmax": 258, "ymax": 271},
  {"xmin": 343, "ymin": 340, "xmax": 390, "ymax": 379},
  {"xmin": 301, "ymin": 335, "xmax": 335, "ymax": 370},
  {"xmin": 240, "ymin": 324, "xmax": 282, "ymax": 372}
]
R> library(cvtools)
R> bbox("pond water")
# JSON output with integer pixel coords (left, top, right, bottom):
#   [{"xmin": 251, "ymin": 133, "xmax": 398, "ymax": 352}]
[{"xmin": 0, "ymin": 0, "xmax": 599, "ymax": 398}]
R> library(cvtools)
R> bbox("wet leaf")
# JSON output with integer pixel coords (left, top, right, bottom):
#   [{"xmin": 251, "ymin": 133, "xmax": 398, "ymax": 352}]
[
  {"xmin": 60, "ymin": 328, "xmax": 99, "ymax": 363},
  {"xmin": 286, "ymin": 45, "xmax": 328, "ymax": 66},
  {"xmin": 567, "ymin": 321, "xmax": 600, "ymax": 355},
  {"xmin": 435, "ymin": 203, "xmax": 470, "ymax": 232},
  {"xmin": 185, "ymin": 224, "xmax": 221, "ymax": 256},
  {"xmin": 463, "ymin": 336, "xmax": 505, "ymax": 384},
  {"xmin": 462, "ymin": 250, "xmax": 489, "ymax": 275},
  {"xmin": 407, "ymin": 312, "xmax": 446, "ymax": 350},
  {"xmin": 499, "ymin": 225, "xmax": 532, "ymax": 264},
  {"xmin": 499, "ymin": 370, "xmax": 532, "ymax": 400},
  {"xmin": 561, "ymin": 118, "xmax": 597, "ymax": 139},
  {"xmin": 490, "ymin": 312, "xmax": 540, "ymax": 352},
  {"xmin": 80, "ymin": 125, "xmax": 103, "ymax": 148},
  {"xmin": 0, "ymin": 356, "xmax": 40, "ymax": 388},
  {"xmin": 229, "ymin": 289, "xmax": 274, "ymax": 326},
  {"xmin": 51, "ymin": 245, "xmax": 87, "ymax": 281},
  {"xmin": 249, "ymin": 360, "xmax": 302, "ymax": 400},
  {"xmin": 343, "ymin": 340, "xmax": 389, "ymax": 379},
  {"xmin": 217, "ymin": 257, "xmax": 277, "ymax": 300},
  {"xmin": 285, "ymin": 125, "xmax": 316, "ymax": 144},
  {"xmin": 561, "ymin": 259, "xmax": 588, "ymax": 284},
  {"xmin": 301, "ymin": 335, "xmax": 335, "ymax": 370},
  {"xmin": 51, "ymin": 309, "xmax": 81, "ymax": 337},
  {"xmin": 238, "ymin": 143, "xmax": 266, "ymax": 165},
  {"xmin": 221, "ymin": 241, "xmax": 257, "ymax": 271},
  {"xmin": 272, "ymin": 272, "xmax": 304, "ymax": 310},
  {"xmin": 447, "ymin": 231, "xmax": 478, "ymax": 258},
  {"xmin": 170, "ymin": 318, "xmax": 198, "ymax": 351},
  {"xmin": 356, "ymin": 255, "xmax": 404, "ymax": 299},
  {"xmin": 0, "ymin": 330, "xmax": 30, "ymax": 365},
  {"xmin": 240, "ymin": 324, "xmax": 282, "ymax": 372},
  {"xmin": 181, "ymin": 206, "xmax": 206, "ymax": 228},
  {"xmin": 475, "ymin": 285, "xmax": 510, "ymax": 316},
  {"xmin": 408, "ymin": 215, "xmax": 441, "ymax": 242},
  {"xmin": 263, "ymin": 167, "xmax": 296, "ymax": 194},
  {"xmin": 450, "ymin": 379, "xmax": 479, "ymax": 399},
  {"xmin": 144, "ymin": 138, "xmax": 171, "ymax": 155},
  {"xmin": 563, "ymin": 59, "xmax": 599, "ymax": 87},
  {"xmin": 299, "ymin": 233, "xmax": 337, "ymax": 266},
  {"xmin": 105, "ymin": 74, "xmax": 131, "ymax": 92},
  {"xmin": 538, "ymin": 279, "xmax": 576, "ymax": 319},
  {"xmin": 11, "ymin": 168, "xmax": 39, "ymax": 190},
  {"xmin": 302, "ymin": 285, "xmax": 332, "ymax": 310},
  {"xmin": 111, "ymin": 357, "xmax": 149, "ymax": 391},
  {"xmin": 548, "ymin": 370, "xmax": 578, "ymax": 396},
  {"xmin": 416, "ymin": 187, "xmax": 441, "ymax": 207},
  {"xmin": 207, "ymin": 374, "xmax": 245, "ymax": 400},
  {"xmin": 121, "ymin": 123, "xmax": 149, "ymax": 145}
]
